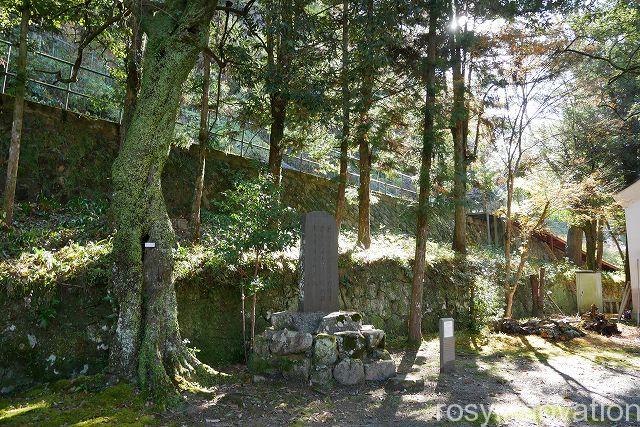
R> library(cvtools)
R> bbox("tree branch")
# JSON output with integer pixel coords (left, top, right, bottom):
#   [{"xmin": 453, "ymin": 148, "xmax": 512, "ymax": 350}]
[{"xmin": 51, "ymin": 7, "xmax": 129, "ymax": 84}]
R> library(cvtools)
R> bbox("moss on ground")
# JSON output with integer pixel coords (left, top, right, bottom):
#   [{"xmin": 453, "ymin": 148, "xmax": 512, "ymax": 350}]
[{"xmin": 0, "ymin": 375, "xmax": 157, "ymax": 426}]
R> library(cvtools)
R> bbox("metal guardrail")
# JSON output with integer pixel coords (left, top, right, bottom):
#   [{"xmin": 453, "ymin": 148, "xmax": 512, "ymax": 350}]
[
  {"xmin": 1, "ymin": 34, "xmax": 418, "ymax": 201},
  {"xmin": 1, "ymin": 36, "xmax": 122, "ymax": 122},
  {"xmin": 176, "ymin": 116, "xmax": 418, "ymax": 200}
]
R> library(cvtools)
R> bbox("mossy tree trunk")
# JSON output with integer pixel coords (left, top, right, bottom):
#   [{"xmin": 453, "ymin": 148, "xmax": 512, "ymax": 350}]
[
  {"xmin": 3, "ymin": 2, "xmax": 29, "ymax": 226},
  {"xmin": 109, "ymin": 1, "xmax": 216, "ymax": 402}
]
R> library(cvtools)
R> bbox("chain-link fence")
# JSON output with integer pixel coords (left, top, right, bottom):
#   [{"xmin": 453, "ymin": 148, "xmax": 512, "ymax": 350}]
[{"xmin": 1, "ymin": 33, "xmax": 418, "ymax": 201}]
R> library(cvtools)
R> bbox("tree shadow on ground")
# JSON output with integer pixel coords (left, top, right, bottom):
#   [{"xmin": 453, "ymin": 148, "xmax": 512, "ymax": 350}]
[
  {"xmin": 170, "ymin": 333, "xmax": 640, "ymax": 425},
  {"xmin": 548, "ymin": 338, "xmax": 640, "ymax": 380},
  {"xmin": 518, "ymin": 336, "xmax": 607, "ymax": 406}
]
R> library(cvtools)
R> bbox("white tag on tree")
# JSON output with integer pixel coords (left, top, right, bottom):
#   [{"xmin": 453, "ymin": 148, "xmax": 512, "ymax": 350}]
[{"xmin": 144, "ymin": 242, "xmax": 156, "ymax": 248}]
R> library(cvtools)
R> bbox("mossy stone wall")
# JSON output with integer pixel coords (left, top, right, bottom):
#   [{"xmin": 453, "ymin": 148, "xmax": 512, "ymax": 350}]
[
  {"xmin": 0, "ymin": 93, "xmax": 416, "ymax": 234},
  {"xmin": 0, "ymin": 95, "xmax": 119, "ymax": 201},
  {"xmin": 163, "ymin": 147, "xmax": 416, "ymax": 234}
]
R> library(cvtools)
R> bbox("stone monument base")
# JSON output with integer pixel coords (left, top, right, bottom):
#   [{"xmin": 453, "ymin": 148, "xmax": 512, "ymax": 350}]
[{"xmin": 250, "ymin": 311, "xmax": 396, "ymax": 386}]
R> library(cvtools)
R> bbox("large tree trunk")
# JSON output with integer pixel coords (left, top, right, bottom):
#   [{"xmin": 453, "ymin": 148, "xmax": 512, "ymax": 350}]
[
  {"xmin": 335, "ymin": 0, "xmax": 350, "ymax": 231},
  {"xmin": 566, "ymin": 225, "xmax": 583, "ymax": 266},
  {"xmin": 450, "ymin": 0, "xmax": 467, "ymax": 254},
  {"xmin": 109, "ymin": 6, "xmax": 215, "ymax": 402},
  {"xmin": 3, "ymin": 3, "xmax": 29, "ymax": 226},
  {"xmin": 408, "ymin": 2, "xmax": 438, "ymax": 345},
  {"xmin": 191, "ymin": 50, "xmax": 211, "ymax": 241},
  {"xmin": 120, "ymin": 0, "xmax": 143, "ymax": 145}
]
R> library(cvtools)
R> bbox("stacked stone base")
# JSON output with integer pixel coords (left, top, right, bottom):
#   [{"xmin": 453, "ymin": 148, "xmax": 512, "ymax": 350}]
[{"xmin": 251, "ymin": 311, "xmax": 396, "ymax": 386}]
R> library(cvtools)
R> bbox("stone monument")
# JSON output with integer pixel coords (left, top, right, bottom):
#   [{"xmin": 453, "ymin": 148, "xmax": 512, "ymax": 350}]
[
  {"xmin": 250, "ymin": 211, "xmax": 398, "ymax": 387},
  {"xmin": 298, "ymin": 211, "xmax": 339, "ymax": 312}
]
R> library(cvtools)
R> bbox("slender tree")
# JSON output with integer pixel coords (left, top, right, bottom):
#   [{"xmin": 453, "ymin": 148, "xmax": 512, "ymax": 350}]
[
  {"xmin": 265, "ymin": 0, "xmax": 295, "ymax": 186},
  {"xmin": 335, "ymin": 0, "xmax": 350, "ymax": 230},
  {"xmin": 2, "ymin": 0, "xmax": 130, "ymax": 225},
  {"xmin": 409, "ymin": 0, "xmax": 440, "ymax": 344},
  {"xmin": 449, "ymin": 0, "xmax": 468, "ymax": 254},
  {"xmin": 191, "ymin": 48, "xmax": 211, "ymax": 241},
  {"xmin": 2, "ymin": 0, "xmax": 29, "ymax": 227},
  {"xmin": 354, "ymin": 0, "xmax": 376, "ymax": 248}
]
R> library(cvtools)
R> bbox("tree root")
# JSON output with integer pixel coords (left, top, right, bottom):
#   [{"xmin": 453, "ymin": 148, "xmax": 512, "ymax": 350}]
[
  {"xmin": 138, "ymin": 343, "xmax": 231, "ymax": 408},
  {"xmin": 172, "ymin": 347, "xmax": 231, "ymax": 389}
]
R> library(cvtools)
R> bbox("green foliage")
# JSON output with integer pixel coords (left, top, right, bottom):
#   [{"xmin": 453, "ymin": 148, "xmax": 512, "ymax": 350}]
[
  {"xmin": 0, "ymin": 197, "xmax": 111, "ymax": 306},
  {"xmin": 207, "ymin": 172, "xmax": 298, "ymax": 291}
]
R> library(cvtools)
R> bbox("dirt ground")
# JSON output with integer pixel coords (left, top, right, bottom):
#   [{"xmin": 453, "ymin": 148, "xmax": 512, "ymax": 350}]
[{"xmin": 168, "ymin": 324, "xmax": 640, "ymax": 426}]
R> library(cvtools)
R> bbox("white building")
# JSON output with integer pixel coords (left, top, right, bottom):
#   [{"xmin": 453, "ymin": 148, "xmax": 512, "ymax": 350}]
[{"xmin": 614, "ymin": 180, "xmax": 640, "ymax": 324}]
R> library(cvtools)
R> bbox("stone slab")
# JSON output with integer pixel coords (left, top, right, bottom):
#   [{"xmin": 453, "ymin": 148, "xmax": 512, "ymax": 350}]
[
  {"xmin": 333, "ymin": 358, "xmax": 364, "ymax": 385},
  {"xmin": 270, "ymin": 311, "xmax": 325, "ymax": 333},
  {"xmin": 439, "ymin": 318, "xmax": 455, "ymax": 372},
  {"xmin": 364, "ymin": 360, "xmax": 396, "ymax": 381},
  {"xmin": 269, "ymin": 329, "xmax": 313, "ymax": 355},
  {"xmin": 298, "ymin": 211, "xmax": 339, "ymax": 313},
  {"xmin": 317, "ymin": 311, "xmax": 363, "ymax": 334}
]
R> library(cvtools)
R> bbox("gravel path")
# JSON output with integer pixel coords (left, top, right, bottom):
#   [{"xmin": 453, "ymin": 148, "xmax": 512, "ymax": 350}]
[{"xmin": 170, "ymin": 324, "xmax": 640, "ymax": 426}]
